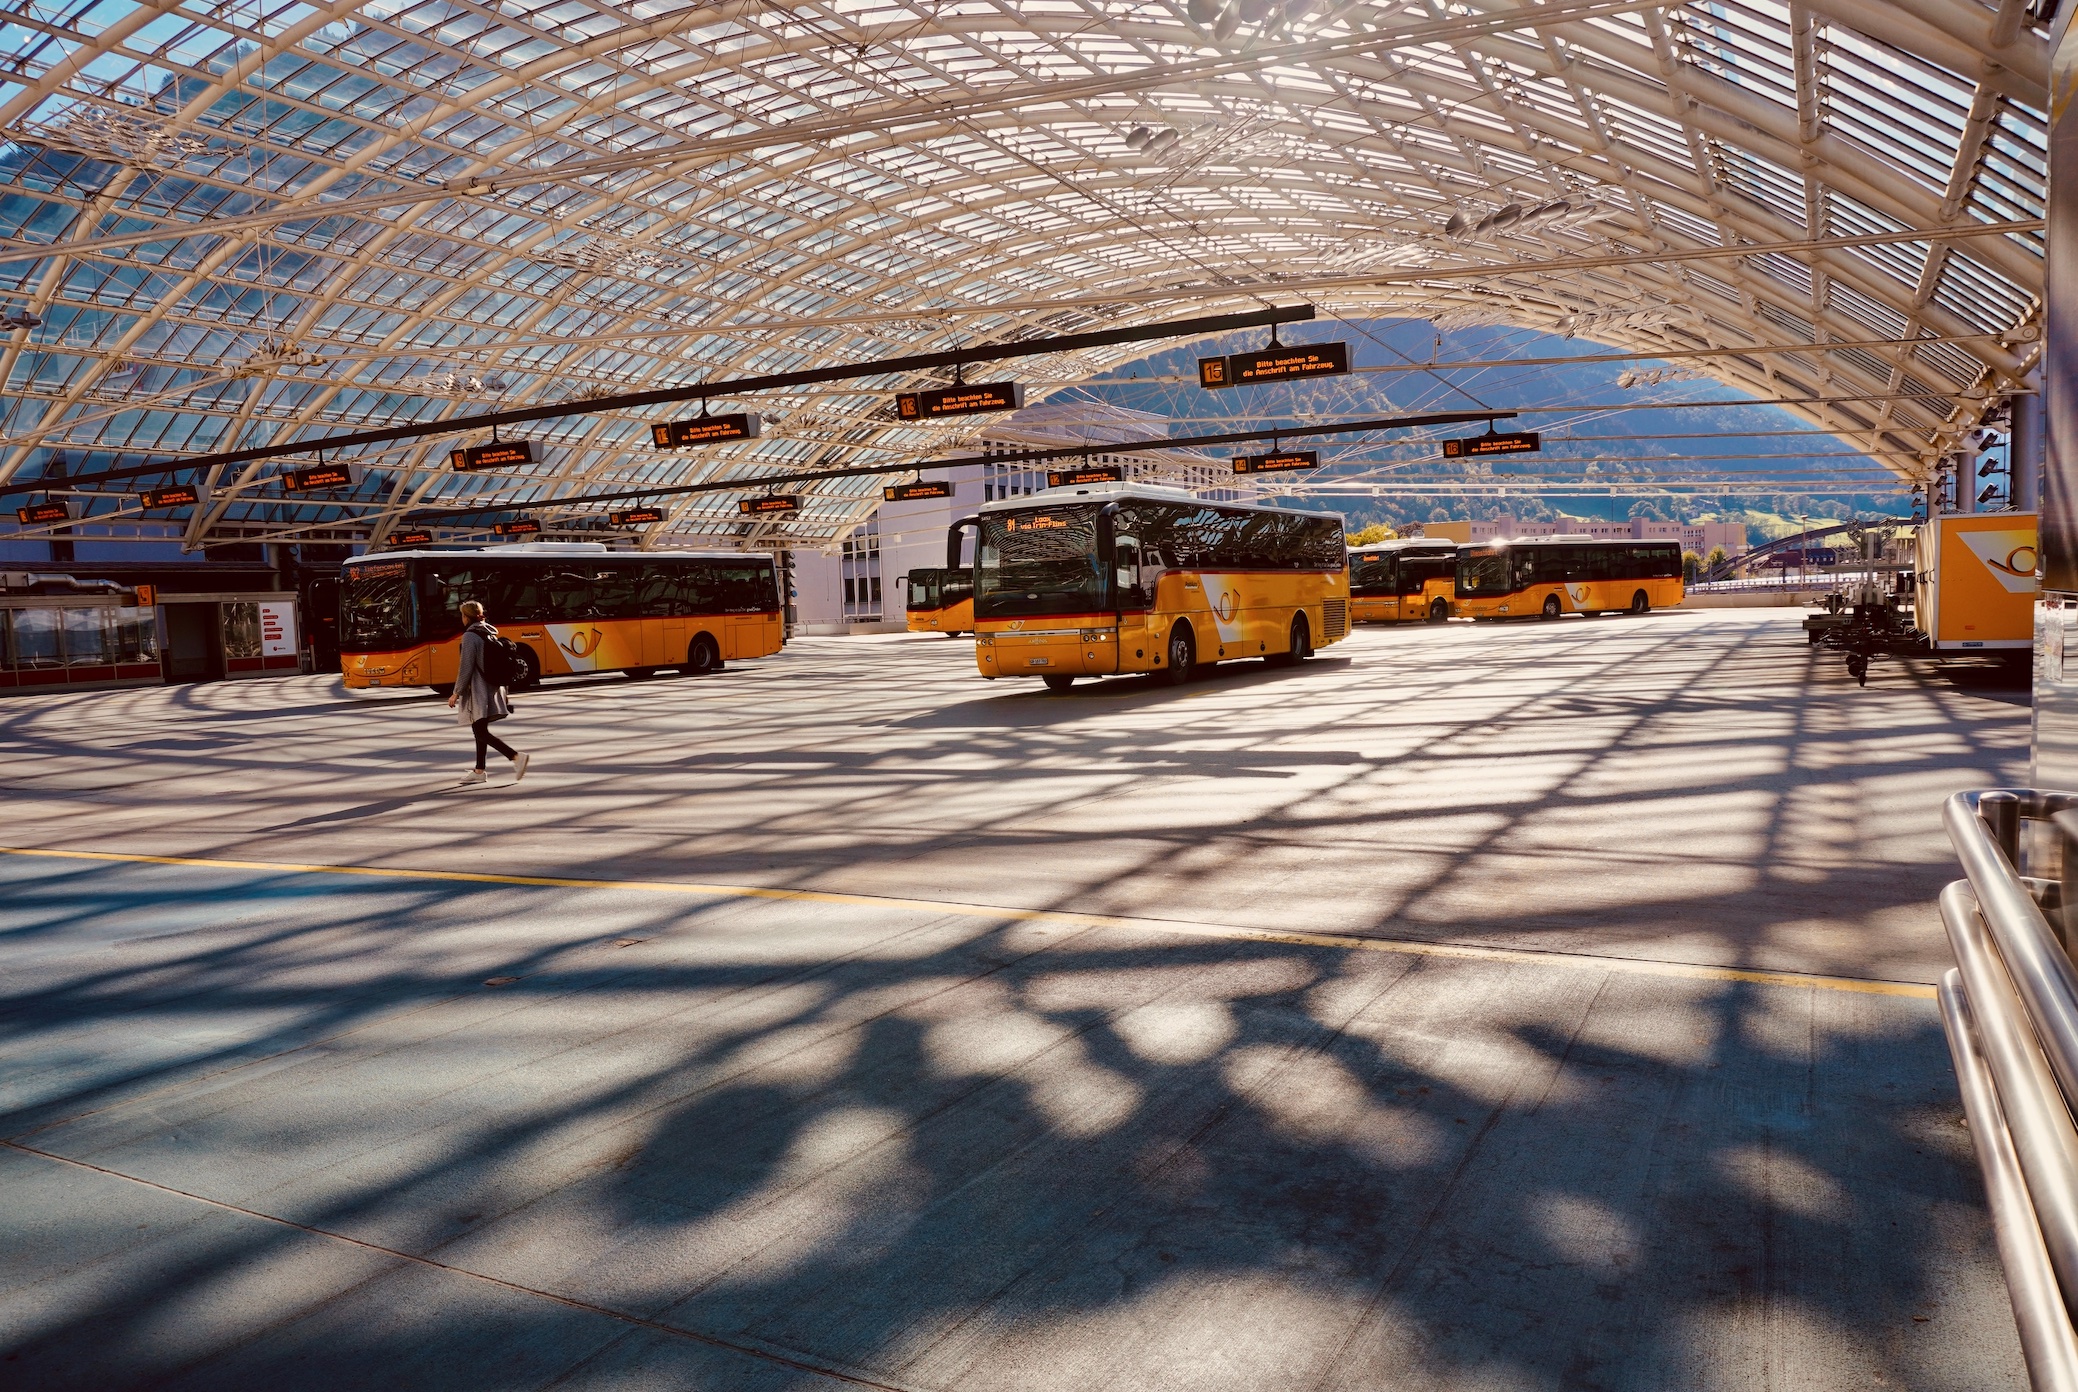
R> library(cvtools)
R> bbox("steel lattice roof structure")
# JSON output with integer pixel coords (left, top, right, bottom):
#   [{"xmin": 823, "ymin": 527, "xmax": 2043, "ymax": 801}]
[{"xmin": 0, "ymin": 0, "xmax": 2051, "ymax": 551}]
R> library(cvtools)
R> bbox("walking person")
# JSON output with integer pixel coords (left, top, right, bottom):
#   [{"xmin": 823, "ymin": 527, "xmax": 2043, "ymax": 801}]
[{"xmin": 448, "ymin": 601, "xmax": 531, "ymax": 785}]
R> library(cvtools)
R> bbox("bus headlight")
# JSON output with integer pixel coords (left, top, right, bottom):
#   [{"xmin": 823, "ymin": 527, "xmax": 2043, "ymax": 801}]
[
  {"xmin": 975, "ymin": 633, "xmax": 994, "ymax": 647},
  {"xmin": 1079, "ymin": 628, "xmax": 1110, "ymax": 641}
]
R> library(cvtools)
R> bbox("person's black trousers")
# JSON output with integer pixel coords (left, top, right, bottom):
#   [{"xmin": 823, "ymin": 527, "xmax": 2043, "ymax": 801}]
[{"xmin": 472, "ymin": 717, "xmax": 516, "ymax": 768}]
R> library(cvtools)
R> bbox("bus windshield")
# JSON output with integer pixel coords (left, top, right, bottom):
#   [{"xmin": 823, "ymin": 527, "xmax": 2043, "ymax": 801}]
[
  {"xmin": 1457, "ymin": 548, "xmax": 1512, "ymax": 596},
  {"xmin": 908, "ymin": 570, "xmax": 942, "ymax": 608},
  {"xmin": 1350, "ymin": 554, "xmax": 1395, "ymax": 596},
  {"xmin": 977, "ymin": 505, "xmax": 1105, "ymax": 618},
  {"xmin": 340, "ymin": 563, "xmax": 416, "ymax": 650}
]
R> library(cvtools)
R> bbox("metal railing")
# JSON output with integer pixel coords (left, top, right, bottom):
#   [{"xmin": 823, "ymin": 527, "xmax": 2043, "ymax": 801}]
[{"xmin": 1941, "ymin": 790, "xmax": 2078, "ymax": 1390}]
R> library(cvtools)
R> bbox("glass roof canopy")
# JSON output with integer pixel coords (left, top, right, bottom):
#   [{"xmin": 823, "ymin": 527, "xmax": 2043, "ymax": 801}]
[{"xmin": 0, "ymin": 0, "xmax": 2050, "ymax": 552}]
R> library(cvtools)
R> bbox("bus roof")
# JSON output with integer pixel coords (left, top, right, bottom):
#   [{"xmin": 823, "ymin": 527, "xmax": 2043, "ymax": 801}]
[
  {"xmin": 1348, "ymin": 538, "xmax": 1458, "ymax": 555},
  {"xmin": 1460, "ymin": 534, "xmax": 1681, "ymax": 550},
  {"xmin": 977, "ymin": 480, "xmax": 1343, "ymax": 522},
  {"xmin": 344, "ymin": 547, "xmax": 771, "ymax": 567}
]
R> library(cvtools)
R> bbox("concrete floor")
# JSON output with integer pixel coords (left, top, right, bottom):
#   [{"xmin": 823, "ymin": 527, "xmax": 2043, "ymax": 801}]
[{"xmin": 0, "ymin": 609, "xmax": 2030, "ymax": 1389}]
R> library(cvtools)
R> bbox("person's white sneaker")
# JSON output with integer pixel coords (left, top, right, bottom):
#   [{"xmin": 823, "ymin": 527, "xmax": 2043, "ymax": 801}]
[
  {"xmin": 512, "ymin": 752, "xmax": 531, "ymax": 783},
  {"xmin": 461, "ymin": 768, "xmax": 488, "ymax": 785}
]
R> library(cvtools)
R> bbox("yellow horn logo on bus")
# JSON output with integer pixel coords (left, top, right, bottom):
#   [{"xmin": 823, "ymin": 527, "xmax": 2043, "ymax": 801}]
[
  {"xmin": 561, "ymin": 627, "xmax": 605, "ymax": 657},
  {"xmin": 1987, "ymin": 545, "xmax": 2039, "ymax": 579}
]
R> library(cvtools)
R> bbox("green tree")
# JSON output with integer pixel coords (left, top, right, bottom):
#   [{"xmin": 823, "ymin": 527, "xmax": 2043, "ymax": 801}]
[
  {"xmin": 1345, "ymin": 522, "xmax": 1397, "ymax": 546},
  {"xmin": 1705, "ymin": 545, "xmax": 1727, "ymax": 572},
  {"xmin": 1682, "ymin": 550, "xmax": 1702, "ymax": 584}
]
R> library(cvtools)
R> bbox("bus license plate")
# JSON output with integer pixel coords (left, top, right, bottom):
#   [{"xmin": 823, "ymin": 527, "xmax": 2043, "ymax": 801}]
[{"xmin": 1028, "ymin": 657, "xmax": 1051, "ymax": 666}]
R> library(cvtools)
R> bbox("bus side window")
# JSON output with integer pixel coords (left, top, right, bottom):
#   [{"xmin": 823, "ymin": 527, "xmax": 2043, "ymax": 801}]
[{"xmin": 587, "ymin": 568, "xmax": 637, "ymax": 619}]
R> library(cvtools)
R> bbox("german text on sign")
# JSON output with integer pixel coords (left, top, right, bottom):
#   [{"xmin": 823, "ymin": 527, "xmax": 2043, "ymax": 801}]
[
  {"xmin": 652, "ymin": 415, "xmax": 761, "ymax": 447},
  {"xmin": 884, "ymin": 480, "xmax": 954, "ymax": 501},
  {"xmin": 896, "ymin": 383, "xmax": 1024, "ymax": 420},
  {"xmin": 1200, "ymin": 342, "xmax": 1349, "ymax": 389},
  {"xmin": 280, "ymin": 464, "xmax": 355, "ymax": 491},
  {"xmin": 450, "ymin": 441, "xmax": 534, "ymax": 471},
  {"xmin": 1232, "ymin": 451, "xmax": 1319, "ymax": 474},
  {"xmin": 1046, "ymin": 465, "xmax": 1124, "ymax": 488},
  {"xmin": 1441, "ymin": 431, "xmax": 1539, "ymax": 458}
]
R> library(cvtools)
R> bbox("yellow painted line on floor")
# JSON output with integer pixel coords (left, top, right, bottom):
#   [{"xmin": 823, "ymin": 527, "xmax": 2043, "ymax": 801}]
[{"xmin": 0, "ymin": 844, "xmax": 1935, "ymax": 1000}]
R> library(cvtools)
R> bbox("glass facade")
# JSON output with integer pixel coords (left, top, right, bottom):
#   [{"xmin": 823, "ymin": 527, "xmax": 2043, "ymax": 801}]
[{"xmin": 0, "ymin": 606, "xmax": 158, "ymax": 673}]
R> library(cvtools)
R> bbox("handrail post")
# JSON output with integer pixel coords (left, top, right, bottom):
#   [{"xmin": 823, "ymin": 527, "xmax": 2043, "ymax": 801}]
[{"xmin": 1941, "ymin": 787, "xmax": 2078, "ymax": 1389}]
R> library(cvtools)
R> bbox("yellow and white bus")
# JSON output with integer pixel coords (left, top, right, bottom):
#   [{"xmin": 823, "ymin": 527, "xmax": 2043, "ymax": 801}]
[
  {"xmin": 1452, "ymin": 536, "xmax": 1683, "ymax": 619},
  {"xmin": 964, "ymin": 482, "xmax": 1349, "ymax": 690},
  {"xmin": 340, "ymin": 543, "xmax": 784, "ymax": 691},
  {"xmin": 1349, "ymin": 538, "xmax": 1459, "ymax": 623},
  {"xmin": 904, "ymin": 566, "xmax": 974, "ymax": 636}
]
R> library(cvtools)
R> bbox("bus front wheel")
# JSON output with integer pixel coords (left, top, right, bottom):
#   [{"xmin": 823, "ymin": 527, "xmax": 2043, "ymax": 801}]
[
  {"xmin": 1630, "ymin": 590, "xmax": 1650, "ymax": 615},
  {"xmin": 513, "ymin": 646, "xmax": 541, "ymax": 690},
  {"xmin": 1161, "ymin": 624, "xmax": 1195, "ymax": 686},
  {"xmin": 1428, "ymin": 597, "xmax": 1448, "ymax": 623},
  {"xmin": 686, "ymin": 633, "xmax": 723, "ymax": 675},
  {"xmin": 1542, "ymin": 595, "xmax": 1562, "ymax": 620},
  {"xmin": 1043, "ymin": 673, "xmax": 1076, "ymax": 692}
]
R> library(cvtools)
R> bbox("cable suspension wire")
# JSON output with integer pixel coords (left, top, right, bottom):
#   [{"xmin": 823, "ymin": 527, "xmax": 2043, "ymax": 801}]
[
  {"xmin": 0, "ymin": 304, "xmax": 1319, "ymax": 498},
  {"xmin": 404, "ymin": 409, "xmax": 1519, "ymax": 522}
]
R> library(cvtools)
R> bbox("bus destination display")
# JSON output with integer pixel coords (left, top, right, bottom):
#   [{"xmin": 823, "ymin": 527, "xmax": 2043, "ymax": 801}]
[
  {"xmin": 279, "ymin": 463, "xmax": 356, "ymax": 492},
  {"xmin": 1199, "ymin": 342, "xmax": 1349, "ymax": 389},
  {"xmin": 493, "ymin": 518, "xmax": 542, "ymax": 536},
  {"xmin": 652, "ymin": 414, "xmax": 760, "ymax": 447},
  {"xmin": 1232, "ymin": 450, "xmax": 1318, "ymax": 474},
  {"xmin": 141, "ymin": 484, "xmax": 200, "ymax": 508},
  {"xmin": 15, "ymin": 501, "xmax": 69, "ymax": 524},
  {"xmin": 451, "ymin": 441, "xmax": 535, "ymax": 471},
  {"xmin": 739, "ymin": 495, "xmax": 800, "ymax": 516},
  {"xmin": 1046, "ymin": 464, "xmax": 1124, "ymax": 488},
  {"xmin": 884, "ymin": 480, "xmax": 954, "ymax": 501},
  {"xmin": 610, "ymin": 508, "xmax": 666, "ymax": 526},
  {"xmin": 1442, "ymin": 431, "xmax": 1539, "ymax": 458},
  {"xmin": 896, "ymin": 383, "xmax": 1024, "ymax": 420},
  {"xmin": 388, "ymin": 530, "xmax": 434, "ymax": 547}
]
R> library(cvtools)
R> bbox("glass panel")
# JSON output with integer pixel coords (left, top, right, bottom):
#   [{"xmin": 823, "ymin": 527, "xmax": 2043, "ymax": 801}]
[
  {"xmin": 11, "ymin": 610, "xmax": 60, "ymax": 668},
  {"xmin": 222, "ymin": 602, "xmax": 262, "ymax": 660},
  {"xmin": 0, "ymin": 611, "xmax": 13, "ymax": 670},
  {"xmin": 62, "ymin": 608, "xmax": 111, "ymax": 666},
  {"xmin": 111, "ymin": 607, "xmax": 158, "ymax": 663}
]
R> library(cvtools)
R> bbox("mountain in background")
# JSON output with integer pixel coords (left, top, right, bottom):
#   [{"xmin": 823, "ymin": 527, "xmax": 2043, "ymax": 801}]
[{"xmin": 1058, "ymin": 317, "xmax": 1911, "ymax": 543}]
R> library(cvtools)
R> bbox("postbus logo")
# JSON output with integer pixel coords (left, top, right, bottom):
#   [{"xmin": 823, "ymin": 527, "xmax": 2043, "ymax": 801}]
[
  {"xmin": 1215, "ymin": 589, "xmax": 1239, "ymax": 622},
  {"xmin": 1958, "ymin": 530, "xmax": 2039, "ymax": 594}
]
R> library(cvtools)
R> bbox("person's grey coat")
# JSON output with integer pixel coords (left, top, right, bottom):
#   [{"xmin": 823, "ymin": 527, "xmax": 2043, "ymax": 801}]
[{"xmin": 454, "ymin": 621, "xmax": 513, "ymax": 727}]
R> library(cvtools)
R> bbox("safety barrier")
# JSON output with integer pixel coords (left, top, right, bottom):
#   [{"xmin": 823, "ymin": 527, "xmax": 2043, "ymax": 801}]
[{"xmin": 1941, "ymin": 789, "xmax": 2078, "ymax": 1390}]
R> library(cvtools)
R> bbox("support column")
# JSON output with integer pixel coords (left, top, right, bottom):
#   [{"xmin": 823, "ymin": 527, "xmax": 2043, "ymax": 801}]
[
  {"xmin": 2016, "ymin": 378, "xmax": 2045, "ymax": 515},
  {"xmin": 2035, "ymin": 25, "xmax": 2078, "ymax": 785}
]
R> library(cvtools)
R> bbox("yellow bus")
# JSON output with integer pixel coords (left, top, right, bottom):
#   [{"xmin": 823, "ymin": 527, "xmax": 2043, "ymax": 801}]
[
  {"xmin": 1349, "ymin": 538, "xmax": 1458, "ymax": 623},
  {"xmin": 339, "ymin": 543, "xmax": 784, "ymax": 691},
  {"xmin": 963, "ymin": 482, "xmax": 1349, "ymax": 690},
  {"xmin": 1452, "ymin": 536, "xmax": 1683, "ymax": 619},
  {"xmin": 904, "ymin": 566, "xmax": 974, "ymax": 636}
]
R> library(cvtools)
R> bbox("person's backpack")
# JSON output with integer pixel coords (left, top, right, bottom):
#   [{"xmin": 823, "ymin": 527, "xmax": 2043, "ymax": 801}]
[{"xmin": 479, "ymin": 631, "xmax": 527, "ymax": 688}]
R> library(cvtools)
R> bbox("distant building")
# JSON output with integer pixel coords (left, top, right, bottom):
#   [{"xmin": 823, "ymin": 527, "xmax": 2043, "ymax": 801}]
[
  {"xmin": 791, "ymin": 402, "xmax": 1245, "ymax": 634},
  {"xmin": 1419, "ymin": 514, "xmax": 1747, "ymax": 556}
]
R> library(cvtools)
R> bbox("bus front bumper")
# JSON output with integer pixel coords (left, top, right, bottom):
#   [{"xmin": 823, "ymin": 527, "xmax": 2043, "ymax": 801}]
[{"xmin": 976, "ymin": 627, "xmax": 1119, "ymax": 678}]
